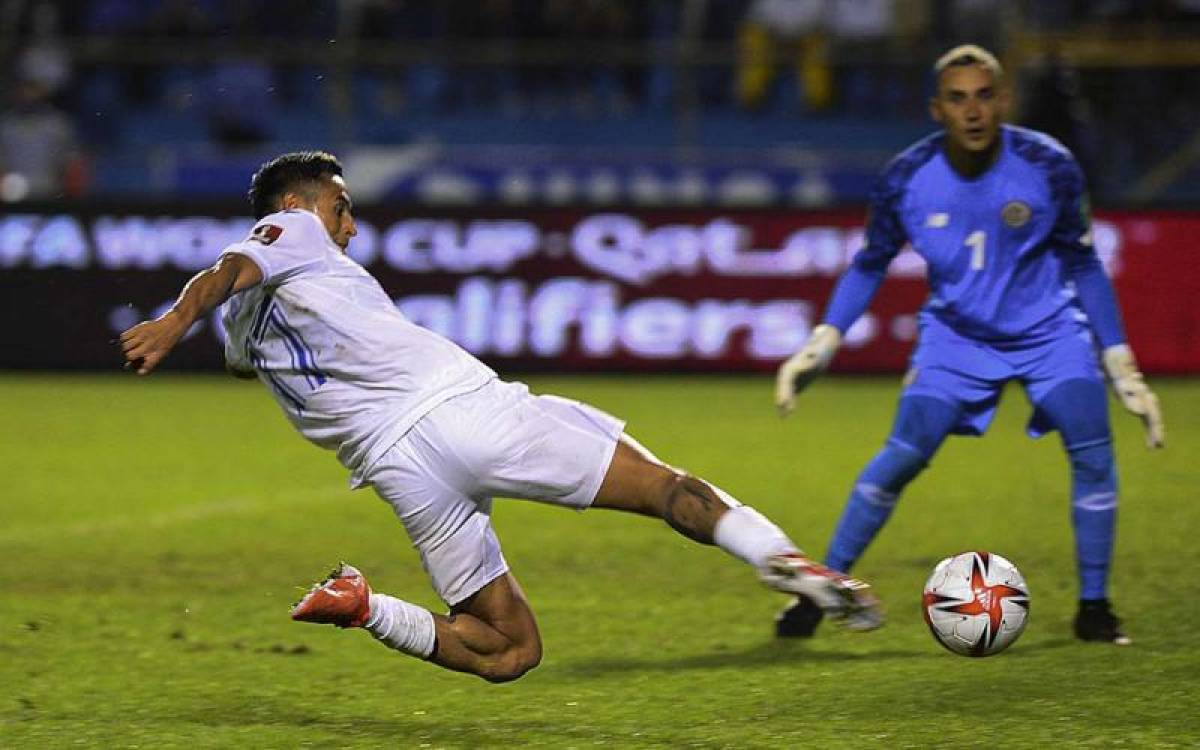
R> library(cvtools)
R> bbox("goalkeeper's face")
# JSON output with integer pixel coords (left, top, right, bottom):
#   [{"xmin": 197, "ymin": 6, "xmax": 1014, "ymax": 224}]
[
  {"xmin": 312, "ymin": 175, "xmax": 358, "ymax": 251},
  {"xmin": 930, "ymin": 64, "xmax": 1008, "ymax": 154}
]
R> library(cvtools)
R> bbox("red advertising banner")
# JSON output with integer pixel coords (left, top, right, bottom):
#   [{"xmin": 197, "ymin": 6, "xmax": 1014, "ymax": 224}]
[
  {"xmin": 1101, "ymin": 212, "xmax": 1200, "ymax": 374},
  {"xmin": 1, "ymin": 206, "xmax": 1196, "ymax": 372}
]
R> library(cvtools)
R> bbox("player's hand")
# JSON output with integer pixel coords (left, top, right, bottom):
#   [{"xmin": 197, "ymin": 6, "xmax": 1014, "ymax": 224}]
[
  {"xmin": 775, "ymin": 324, "xmax": 842, "ymax": 417},
  {"xmin": 118, "ymin": 311, "xmax": 189, "ymax": 375},
  {"xmin": 1102, "ymin": 344, "xmax": 1165, "ymax": 449}
]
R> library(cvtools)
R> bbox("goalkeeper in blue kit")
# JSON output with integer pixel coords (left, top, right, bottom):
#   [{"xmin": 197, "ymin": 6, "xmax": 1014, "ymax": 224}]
[{"xmin": 774, "ymin": 45, "xmax": 1164, "ymax": 645}]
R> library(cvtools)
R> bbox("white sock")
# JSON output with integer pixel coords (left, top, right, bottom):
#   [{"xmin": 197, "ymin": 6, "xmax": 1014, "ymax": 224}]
[
  {"xmin": 713, "ymin": 505, "xmax": 799, "ymax": 569},
  {"xmin": 365, "ymin": 593, "xmax": 437, "ymax": 659}
]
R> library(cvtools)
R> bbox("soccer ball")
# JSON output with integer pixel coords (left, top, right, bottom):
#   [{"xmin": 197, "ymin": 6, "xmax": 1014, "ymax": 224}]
[{"xmin": 922, "ymin": 551, "xmax": 1030, "ymax": 657}]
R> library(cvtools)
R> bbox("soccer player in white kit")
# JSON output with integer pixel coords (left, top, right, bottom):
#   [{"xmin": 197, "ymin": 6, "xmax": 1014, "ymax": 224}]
[{"xmin": 120, "ymin": 151, "xmax": 882, "ymax": 682}]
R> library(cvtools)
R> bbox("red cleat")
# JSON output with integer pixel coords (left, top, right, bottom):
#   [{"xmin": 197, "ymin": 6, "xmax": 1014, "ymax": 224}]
[{"xmin": 290, "ymin": 563, "xmax": 372, "ymax": 628}]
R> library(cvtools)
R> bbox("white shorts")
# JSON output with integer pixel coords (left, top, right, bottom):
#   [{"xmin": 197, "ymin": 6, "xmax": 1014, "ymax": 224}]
[{"xmin": 361, "ymin": 379, "xmax": 625, "ymax": 606}]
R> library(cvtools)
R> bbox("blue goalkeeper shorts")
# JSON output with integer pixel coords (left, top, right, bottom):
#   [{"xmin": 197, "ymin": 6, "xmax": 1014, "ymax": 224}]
[{"xmin": 902, "ymin": 313, "xmax": 1105, "ymax": 439}]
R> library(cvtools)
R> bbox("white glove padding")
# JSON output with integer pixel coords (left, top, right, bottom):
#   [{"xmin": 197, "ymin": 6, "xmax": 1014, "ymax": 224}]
[
  {"xmin": 775, "ymin": 324, "xmax": 842, "ymax": 416},
  {"xmin": 1103, "ymin": 344, "xmax": 1165, "ymax": 449}
]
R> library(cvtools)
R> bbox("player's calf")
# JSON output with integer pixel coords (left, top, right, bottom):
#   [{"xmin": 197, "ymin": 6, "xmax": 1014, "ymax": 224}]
[
  {"xmin": 593, "ymin": 440, "xmax": 734, "ymax": 543},
  {"xmin": 474, "ymin": 644, "xmax": 542, "ymax": 684},
  {"xmin": 661, "ymin": 473, "xmax": 732, "ymax": 544}
]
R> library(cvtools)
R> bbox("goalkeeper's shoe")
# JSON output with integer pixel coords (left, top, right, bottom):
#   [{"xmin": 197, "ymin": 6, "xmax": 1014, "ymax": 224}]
[
  {"xmin": 1074, "ymin": 599, "xmax": 1132, "ymax": 646},
  {"xmin": 291, "ymin": 563, "xmax": 371, "ymax": 628},
  {"xmin": 759, "ymin": 553, "xmax": 883, "ymax": 632},
  {"xmin": 775, "ymin": 595, "xmax": 825, "ymax": 638}
]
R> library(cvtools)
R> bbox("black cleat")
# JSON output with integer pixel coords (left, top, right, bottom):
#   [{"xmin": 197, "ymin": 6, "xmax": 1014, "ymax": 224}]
[
  {"xmin": 1074, "ymin": 599, "xmax": 1132, "ymax": 645},
  {"xmin": 775, "ymin": 595, "xmax": 825, "ymax": 638}
]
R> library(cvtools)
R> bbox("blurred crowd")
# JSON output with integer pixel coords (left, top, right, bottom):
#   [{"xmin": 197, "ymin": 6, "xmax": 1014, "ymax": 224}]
[{"xmin": 2, "ymin": 0, "xmax": 1200, "ymax": 201}]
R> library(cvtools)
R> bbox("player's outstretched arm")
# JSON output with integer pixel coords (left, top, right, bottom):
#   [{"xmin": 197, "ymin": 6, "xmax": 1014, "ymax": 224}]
[
  {"xmin": 774, "ymin": 324, "xmax": 842, "ymax": 416},
  {"xmin": 119, "ymin": 253, "xmax": 262, "ymax": 375},
  {"xmin": 1102, "ymin": 344, "xmax": 1165, "ymax": 449}
]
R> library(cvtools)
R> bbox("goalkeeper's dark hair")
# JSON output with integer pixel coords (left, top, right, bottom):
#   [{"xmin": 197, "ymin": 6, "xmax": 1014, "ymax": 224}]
[{"xmin": 248, "ymin": 151, "xmax": 343, "ymax": 219}]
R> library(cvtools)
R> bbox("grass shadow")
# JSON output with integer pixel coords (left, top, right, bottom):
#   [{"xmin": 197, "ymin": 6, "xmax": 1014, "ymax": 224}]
[{"xmin": 544, "ymin": 637, "xmax": 925, "ymax": 679}]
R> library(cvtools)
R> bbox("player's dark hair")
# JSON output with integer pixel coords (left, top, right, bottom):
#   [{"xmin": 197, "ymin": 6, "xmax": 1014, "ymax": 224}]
[{"xmin": 248, "ymin": 151, "xmax": 343, "ymax": 219}]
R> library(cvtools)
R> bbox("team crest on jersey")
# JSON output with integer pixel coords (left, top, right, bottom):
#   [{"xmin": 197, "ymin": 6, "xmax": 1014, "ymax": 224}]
[
  {"xmin": 250, "ymin": 223, "xmax": 284, "ymax": 245},
  {"xmin": 1001, "ymin": 201, "xmax": 1031, "ymax": 228}
]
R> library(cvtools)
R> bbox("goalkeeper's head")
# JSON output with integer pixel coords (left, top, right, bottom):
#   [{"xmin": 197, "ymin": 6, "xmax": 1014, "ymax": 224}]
[{"xmin": 929, "ymin": 45, "xmax": 1009, "ymax": 156}]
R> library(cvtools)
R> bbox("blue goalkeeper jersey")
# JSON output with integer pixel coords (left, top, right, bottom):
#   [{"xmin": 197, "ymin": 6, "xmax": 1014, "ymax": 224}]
[{"xmin": 825, "ymin": 124, "xmax": 1122, "ymax": 344}]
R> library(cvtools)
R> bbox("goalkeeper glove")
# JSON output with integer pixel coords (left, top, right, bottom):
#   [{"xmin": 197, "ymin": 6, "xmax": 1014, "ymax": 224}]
[
  {"xmin": 1102, "ymin": 344, "xmax": 1165, "ymax": 449},
  {"xmin": 775, "ymin": 324, "xmax": 842, "ymax": 416}
]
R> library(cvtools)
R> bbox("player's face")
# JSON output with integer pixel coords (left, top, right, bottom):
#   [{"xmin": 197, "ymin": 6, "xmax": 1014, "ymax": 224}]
[
  {"xmin": 313, "ymin": 175, "xmax": 358, "ymax": 251},
  {"xmin": 930, "ymin": 65, "xmax": 1008, "ymax": 153}
]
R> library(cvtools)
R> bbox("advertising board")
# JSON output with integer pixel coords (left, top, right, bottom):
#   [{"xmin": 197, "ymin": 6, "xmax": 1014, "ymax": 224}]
[{"xmin": 3, "ymin": 206, "xmax": 1194, "ymax": 373}]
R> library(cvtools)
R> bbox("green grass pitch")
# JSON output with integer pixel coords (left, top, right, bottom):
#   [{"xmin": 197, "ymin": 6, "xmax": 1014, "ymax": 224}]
[{"xmin": 2, "ymin": 373, "xmax": 1198, "ymax": 748}]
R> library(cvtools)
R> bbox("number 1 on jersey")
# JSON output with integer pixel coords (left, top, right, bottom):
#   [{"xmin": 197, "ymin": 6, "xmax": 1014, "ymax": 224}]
[{"xmin": 965, "ymin": 230, "xmax": 986, "ymax": 270}]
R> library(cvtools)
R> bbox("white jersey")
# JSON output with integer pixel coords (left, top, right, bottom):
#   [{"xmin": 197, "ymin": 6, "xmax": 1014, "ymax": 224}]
[{"xmin": 219, "ymin": 209, "xmax": 496, "ymax": 486}]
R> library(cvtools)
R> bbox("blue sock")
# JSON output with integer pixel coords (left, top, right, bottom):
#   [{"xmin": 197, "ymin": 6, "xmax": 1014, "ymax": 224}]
[{"xmin": 1069, "ymin": 441, "xmax": 1117, "ymax": 601}]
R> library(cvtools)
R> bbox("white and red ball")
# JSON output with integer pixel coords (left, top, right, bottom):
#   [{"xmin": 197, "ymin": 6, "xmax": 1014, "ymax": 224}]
[{"xmin": 922, "ymin": 551, "xmax": 1030, "ymax": 657}]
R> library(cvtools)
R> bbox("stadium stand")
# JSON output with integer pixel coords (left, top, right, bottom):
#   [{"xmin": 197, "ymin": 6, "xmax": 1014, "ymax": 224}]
[{"xmin": 1, "ymin": 0, "xmax": 1199, "ymax": 204}]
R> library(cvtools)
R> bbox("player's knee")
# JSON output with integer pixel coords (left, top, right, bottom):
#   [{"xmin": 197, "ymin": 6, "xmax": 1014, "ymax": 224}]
[
  {"xmin": 892, "ymin": 395, "xmax": 958, "ymax": 458},
  {"xmin": 479, "ymin": 642, "xmax": 542, "ymax": 684},
  {"xmin": 862, "ymin": 441, "xmax": 927, "ymax": 494},
  {"xmin": 1039, "ymin": 379, "xmax": 1111, "ymax": 447}
]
